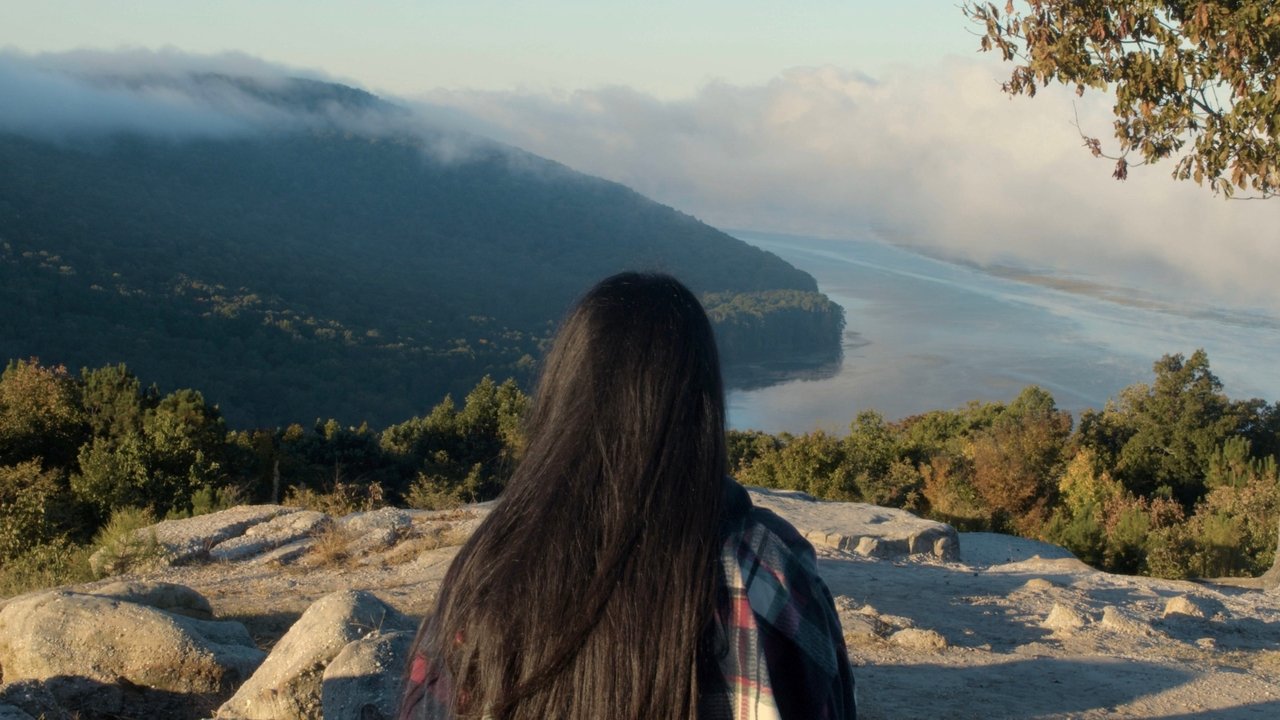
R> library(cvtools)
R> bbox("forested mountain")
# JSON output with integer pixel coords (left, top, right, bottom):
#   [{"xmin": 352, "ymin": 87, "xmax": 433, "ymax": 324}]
[{"xmin": 0, "ymin": 74, "xmax": 841, "ymax": 426}]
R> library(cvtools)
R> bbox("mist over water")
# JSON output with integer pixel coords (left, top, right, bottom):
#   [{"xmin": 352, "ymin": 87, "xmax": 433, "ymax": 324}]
[{"xmin": 726, "ymin": 231, "xmax": 1280, "ymax": 433}]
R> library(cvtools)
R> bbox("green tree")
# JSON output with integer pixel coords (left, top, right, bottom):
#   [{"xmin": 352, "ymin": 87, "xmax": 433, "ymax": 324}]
[
  {"xmin": 738, "ymin": 431, "xmax": 855, "ymax": 500},
  {"xmin": 72, "ymin": 388, "xmax": 230, "ymax": 519},
  {"xmin": 0, "ymin": 359, "xmax": 86, "ymax": 468},
  {"xmin": 842, "ymin": 411, "xmax": 920, "ymax": 506},
  {"xmin": 727, "ymin": 429, "xmax": 785, "ymax": 476},
  {"xmin": 80, "ymin": 363, "xmax": 158, "ymax": 443},
  {"xmin": 965, "ymin": 0, "xmax": 1280, "ymax": 197},
  {"xmin": 379, "ymin": 377, "xmax": 529, "ymax": 504},
  {"xmin": 0, "ymin": 460, "xmax": 72, "ymax": 560},
  {"xmin": 1105, "ymin": 350, "xmax": 1238, "ymax": 505}
]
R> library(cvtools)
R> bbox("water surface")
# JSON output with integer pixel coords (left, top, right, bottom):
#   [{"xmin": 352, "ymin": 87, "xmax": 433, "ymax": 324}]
[{"xmin": 726, "ymin": 231, "xmax": 1280, "ymax": 433}]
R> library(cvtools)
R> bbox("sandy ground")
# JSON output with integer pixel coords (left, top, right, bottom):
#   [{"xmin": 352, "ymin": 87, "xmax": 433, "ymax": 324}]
[{"xmin": 825, "ymin": 533, "xmax": 1280, "ymax": 719}]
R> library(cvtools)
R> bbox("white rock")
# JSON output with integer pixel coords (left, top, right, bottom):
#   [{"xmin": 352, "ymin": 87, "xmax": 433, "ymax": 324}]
[
  {"xmin": 889, "ymin": 627, "xmax": 948, "ymax": 652},
  {"xmin": 90, "ymin": 505, "xmax": 300, "ymax": 570},
  {"xmin": 217, "ymin": 590, "xmax": 415, "ymax": 720},
  {"xmin": 959, "ymin": 532, "xmax": 1077, "ymax": 567},
  {"xmin": 85, "ymin": 580, "xmax": 215, "ymax": 620},
  {"xmin": 1043, "ymin": 603, "xmax": 1089, "ymax": 632},
  {"xmin": 339, "ymin": 507, "xmax": 416, "ymax": 535},
  {"xmin": 841, "ymin": 613, "xmax": 884, "ymax": 646},
  {"xmin": 746, "ymin": 486, "xmax": 960, "ymax": 561},
  {"xmin": 1100, "ymin": 605, "xmax": 1153, "ymax": 636},
  {"xmin": 1163, "ymin": 595, "xmax": 1209, "ymax": 619},
  {"xmin": 210, "ymin": 511, "xmax": 331, "ymax": 562}
]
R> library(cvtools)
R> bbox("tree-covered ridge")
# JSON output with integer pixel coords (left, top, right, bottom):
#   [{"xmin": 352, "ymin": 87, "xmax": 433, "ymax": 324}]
[
  {"xmin": 702, "ymin": 290, "xmax": 845, "ymax": 364},
  {"xmin": 3, "ymin": 350, "xmax": 1277, "ymax": 596},
  {"xmin": 0, "ymin": 104, "xmax": 837, "ymax": 426}
]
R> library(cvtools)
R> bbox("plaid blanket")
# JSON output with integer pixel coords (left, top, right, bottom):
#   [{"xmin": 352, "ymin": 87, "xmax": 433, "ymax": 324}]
[{"xmin": 699, "ymin": 480, "xmax": 857, "ymax": 719}]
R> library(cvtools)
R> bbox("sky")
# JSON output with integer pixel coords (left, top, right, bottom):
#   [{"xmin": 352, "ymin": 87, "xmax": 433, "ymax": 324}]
[
  {"xmin": 4, "ymin": 1, "xmax": 971, "ymax": 98},
  {"xmin": 3, "ymin": 1, "xmax": 1279, "ymax": 313}
]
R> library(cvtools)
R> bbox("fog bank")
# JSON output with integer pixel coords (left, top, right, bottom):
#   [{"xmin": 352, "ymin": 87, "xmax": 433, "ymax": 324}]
[{"xmin": 421, "ymin": 60, "xmax": 1280, "ymax": 312}]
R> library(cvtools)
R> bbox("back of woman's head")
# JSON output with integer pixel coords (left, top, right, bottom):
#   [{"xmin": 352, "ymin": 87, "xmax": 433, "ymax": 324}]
[{"xmin": 418, "ymin": 272, "xmax": 728, "ymax": 720}]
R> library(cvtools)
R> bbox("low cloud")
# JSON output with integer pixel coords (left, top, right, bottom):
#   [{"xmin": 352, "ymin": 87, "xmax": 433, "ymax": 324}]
[
  {"xmin": 421, "ymin": 61, "xmax": 1280, "ymax": 312},
  {"xmin": 0, "ymin": 48, "xmax": 488, "ymax": 161},
  {"xmin": 0, "ymin": 50, "xmax": 260, "ymax": 139}
]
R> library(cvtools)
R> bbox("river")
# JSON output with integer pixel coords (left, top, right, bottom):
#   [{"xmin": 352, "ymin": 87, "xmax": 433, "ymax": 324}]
[{"xmin": 725, "ymin": 230, "xmax": 1280, "ymax": 433}]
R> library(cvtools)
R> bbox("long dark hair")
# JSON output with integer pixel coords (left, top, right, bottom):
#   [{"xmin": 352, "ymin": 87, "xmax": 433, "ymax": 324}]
[{"xmin": 413, "ymin": 272, "xmax": 728, "ymax": 719}]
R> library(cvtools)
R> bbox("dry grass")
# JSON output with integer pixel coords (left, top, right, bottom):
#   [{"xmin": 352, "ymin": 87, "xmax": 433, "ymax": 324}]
[{"xmin": 304, "ymin": 522, "xmax": 357, "ymax": 567}]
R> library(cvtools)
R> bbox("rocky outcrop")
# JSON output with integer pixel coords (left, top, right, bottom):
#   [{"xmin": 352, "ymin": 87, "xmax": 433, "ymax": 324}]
[
  {"xmin": 208, "ymin": 511, "xmax": 331, "ymax": 563},
  {"xmin": 89, "ymin": 505, "xmax": 301, "ymax": 570},
  {"xmin": 0, "ymin": 585, "xmax": 264, "ymax": 719},
  {"xmin": 747, "ymin": 487, "xmax": 960, "ymax": 561},
  {"xmin": 217, "ymin": 590, "xmax": 415, "ymax": 720}
]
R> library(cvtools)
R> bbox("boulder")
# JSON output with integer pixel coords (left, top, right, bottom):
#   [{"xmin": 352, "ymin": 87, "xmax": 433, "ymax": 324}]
[
  {"xmin": 0, "ymin": 589, "xmax": 264, "ymax": 719},
  {"xmin": 746, "ymin": 486, "xmax": 960, "ymax": 561},
  {"xmin": 959, "ymin": 532, "xmax": 1077, "ymax": 567},
  {"xmin": 320, "ymin": 630, "xmax": 414, "ymax": 720},
  {"xmin": 217, "ymin": 590, "xmax": 415, "ymax": 719},
  {"xmin": 85, "ymin": 580, "xmax": 215, "ymax": 620},
  {"xmin": 340, "ymin": 508, "xmax": 417, "ymax": 560},
  {"xmin": 1100, "ymin": 605, "xmax": 1154, "ymax": 636},
  {"xmin": 339, "ymin": 508, "xmax": 417, "ymax": 536},
  {"xmin": 246, "ymin": 538, "xmax": 315, "ymax": 567}
]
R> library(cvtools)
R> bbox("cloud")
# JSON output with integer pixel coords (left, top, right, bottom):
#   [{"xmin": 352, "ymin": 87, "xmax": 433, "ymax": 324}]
[
  {"xmin": 0, "ymin": 50, "xmax": 259, "ymax": 139},
  {"xmin": 419, "ymin": 61, "xmax": 1280, "ymax": 312},
  {"xmin": 0, "ymin": 48, "xmax": 490, "ymax": 161}
]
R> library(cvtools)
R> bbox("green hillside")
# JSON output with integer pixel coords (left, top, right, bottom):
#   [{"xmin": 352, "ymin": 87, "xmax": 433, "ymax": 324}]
[{"xmin": 0, "ymin": 75, "xmax": 841, "ymax": 426}]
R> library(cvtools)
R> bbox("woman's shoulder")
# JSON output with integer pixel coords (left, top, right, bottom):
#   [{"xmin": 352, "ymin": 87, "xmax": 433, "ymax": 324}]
[{"xmin": 722, "ymin": 478, "xmax": 819, "ymax": 579}]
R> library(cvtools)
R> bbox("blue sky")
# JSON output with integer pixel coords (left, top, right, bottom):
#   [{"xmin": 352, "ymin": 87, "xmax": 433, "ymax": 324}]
[{"xmin": 4, "ymin": 1, "xmax": 974, "ymax": 97}]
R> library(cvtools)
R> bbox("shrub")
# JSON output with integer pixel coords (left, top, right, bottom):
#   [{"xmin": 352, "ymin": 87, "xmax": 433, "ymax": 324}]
[
  {"xmin": 404, "ymin": 472, "xmax": 464, "ymax": 511},
  {"xmin": 0, "ymin": 460, "xmax": 71, "ymax": 561},
  {"xmin": 284, "ymin": 480, "xmax": 386, "ymax": 516},
  {"xmin": 1041, "ymin": 503, "xmax": 1105, "ymax": 568},
  {"xmin": 0, "ymin": 537, "xmax": 94, "ymax": 598},
  {"xmin": 166, "ymin": 484, "xmax": 246, "ymax": 520},
  {"xmin": 919, "ymin": 454, "xmax": 990, "ymax": 531},
  {"xmin": 89, "ymin": 506, "xmax": 163, "ymax": 578}
]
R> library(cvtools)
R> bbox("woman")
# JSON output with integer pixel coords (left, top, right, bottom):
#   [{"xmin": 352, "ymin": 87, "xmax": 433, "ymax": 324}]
[{"xmin": 400, "ymin": 272, "xmax": 855, "ymax": 719}]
